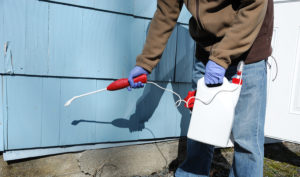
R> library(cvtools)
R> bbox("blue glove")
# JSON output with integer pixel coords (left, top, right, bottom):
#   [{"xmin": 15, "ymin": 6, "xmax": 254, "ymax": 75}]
[
  {"xmin": 204, "ymin": 60, "xmax": 226, "ymax": 86},
  {"xmin": 128, "ymin": 66, "xmax": 149, "ymax": 91}
]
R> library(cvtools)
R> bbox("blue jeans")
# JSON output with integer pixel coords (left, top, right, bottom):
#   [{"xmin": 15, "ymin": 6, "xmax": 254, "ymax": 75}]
[{"xmin": 175, "ymin": 59, "xmax": 267, "ymax": 177}]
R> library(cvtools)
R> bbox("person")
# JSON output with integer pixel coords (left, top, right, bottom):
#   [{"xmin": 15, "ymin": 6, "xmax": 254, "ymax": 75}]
[{"xmin": 128, "ymin": 0, "xmax": 274, "ymax": 176}]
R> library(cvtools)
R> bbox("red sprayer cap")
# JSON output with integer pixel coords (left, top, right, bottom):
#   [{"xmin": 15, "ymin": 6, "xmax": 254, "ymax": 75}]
[
  {"xmin": 232, "ymin": 78, "xmax": 243, "ymax": 85},
  {"xmin": 233, "ymin": 61, "xmax": 244, "ymax": 85}
]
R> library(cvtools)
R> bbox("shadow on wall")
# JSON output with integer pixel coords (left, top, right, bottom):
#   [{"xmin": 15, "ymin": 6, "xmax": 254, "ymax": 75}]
[
  {"xmin": 71, "ymin": 41, "xmax": 192, "ymax": 134},
  {"xmin": 71, "ymin": 24, "xmax": 194, "ymax": 169},
  {"xmin": 71, "ymin": 24, "xmax": 192, "ymax": 136}
]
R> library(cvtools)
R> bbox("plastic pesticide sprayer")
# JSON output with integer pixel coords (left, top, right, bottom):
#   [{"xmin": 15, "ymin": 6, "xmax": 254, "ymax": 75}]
[
  {"xmin": 187, "ymin": 61, "xmax": 244, "ymax": 147},
  {"xmin": 64, "ymin": 61, "xmax": 245, "ymax": 148},
  {"xmin": 64, "ymin": 74, "xmax": 147, "ymax": 107}
]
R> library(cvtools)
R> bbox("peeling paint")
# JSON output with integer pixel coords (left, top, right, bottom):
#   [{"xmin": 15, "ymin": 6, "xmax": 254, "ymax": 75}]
[
  {"xmin": 4, "ymin": 42, "xmax": 8, "ymax": 56},
  {"xmin": 3, "ymin": 41, "xmax": 14, "ymax": 74}
]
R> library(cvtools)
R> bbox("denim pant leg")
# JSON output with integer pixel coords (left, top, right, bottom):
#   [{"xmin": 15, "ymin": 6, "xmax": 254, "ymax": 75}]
[
  {"xmin": 229, "ymin": 60, "xmax": 267, "ymax": 177},
  {"xmin": 175, "ymin": 60, "xmax": 215, "ymax": 177}
]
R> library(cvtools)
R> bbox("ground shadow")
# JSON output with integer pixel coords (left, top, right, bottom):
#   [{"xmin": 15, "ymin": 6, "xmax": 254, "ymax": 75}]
[{"xmin": 265, "ymin": 142, "xmax": 300, "ymax": 167}]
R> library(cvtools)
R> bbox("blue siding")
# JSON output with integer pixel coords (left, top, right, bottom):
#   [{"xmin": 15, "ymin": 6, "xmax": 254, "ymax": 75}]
[
  {"xmin": 59, "ymin": 79, "xmax": 98, "ymax": 146},
  {"xmin": 48, "ymin": 4, "xmax": 84, "ymax": 77},
  {"xmin": 138, "ymin": 82, "xmax": 188, "ymax": 139},
  {"xmin": 130, "ymin": 18, "xmax": 148, "ymax": 66},
  {"xmin": 148, "ymin": 25, "xmax": 178, "ymax": 82},
  {"xmin": 50, "ymin": 0, "xmax": 133, "ymax": 15},
  {"xmin": 7, "ymin": 77, "xmax": 43, "ymax": 149},
  {"xmin": 1, "ymin": 0, "xmax": 195, "ymax": 155},
  {"xmin": 24, "ymin": 0, "xmax": 49, "ymax": 75},
  {"xmin": 0, "ymin": 1, "xmax": 4, "ymax": 73},
  {"xmin": 5, "ymin": 76, "xmax": 191, "ymax": 149},
  {"xmin": 130, "ymin": 19, "xmax": 182, "ymax": 82},
  {"xmin": 95, "ymin": 80, "xmax": 141, "ymax": 142},
  {"xmin": 2, "ymin": 77, "xmax": 8, "ymax": 150},
  {"xmin": 1, "ymin": 0, "xmax": 48, "ymax": 75},
  {"xmin": 133, "ymin": 0, "xmax": 156, "ymax": 19},
  {"xmin": 0, "ymin": 0, "xmax": 4, "ymax": 149},
  {"xmin": 178, "ymin": 5, "xmax": 192, "ymax": 25},
  {"xmin": 50, "ymin": 0, "xmax": 191, "ymax": 24},
  {"xmin": 93, "ymin": 0, "xmax": 134, "ymax": 14},
  {"xmin": 174, "ymin": 83, "xmax": 193, "ymax": 136},
  {"xmin": 0, "ymin": 76, "xmax": 4, "ymax": 151},
  {"xmin": 134, "ymin": 0, "xmax": 191, "ymax": 24},
  {"xmin": 50, "ymin": 0, "xmax": 95, "ymax": 10},
  {"xmin": 2, "ymin": 0, "xmax": 26, "ymax": 74},
  {"xmin": 1, "ymin": 0, "xmax": 191, "ymax": 80},
  {"xmin": 175, "ymin": 25, "xmax": 195, "ymax": 83},
  {"xmin": 41, "ymin": 78, "xmax": 61, "ymax": 147}
]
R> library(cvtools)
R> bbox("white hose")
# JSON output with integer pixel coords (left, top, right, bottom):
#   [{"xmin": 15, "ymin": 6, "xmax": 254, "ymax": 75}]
[{"xmin": 64, "ymin": 65, "xmax": 243, "ymax": 108}]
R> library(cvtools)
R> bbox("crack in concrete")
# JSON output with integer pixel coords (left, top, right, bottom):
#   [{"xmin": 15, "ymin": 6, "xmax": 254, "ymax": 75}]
[
  {"xmin": 93, "ymin": 163, "xmax": 118, "ymax": 177},
  {"xmin": 77, "ymin": 153, "xmax": 93, "ymax": 176}
]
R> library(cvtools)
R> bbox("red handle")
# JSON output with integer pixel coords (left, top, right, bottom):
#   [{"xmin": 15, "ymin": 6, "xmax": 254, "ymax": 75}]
[{"xmin": 106, "ymin": 74, "xmax": 148, "ymax": 91}]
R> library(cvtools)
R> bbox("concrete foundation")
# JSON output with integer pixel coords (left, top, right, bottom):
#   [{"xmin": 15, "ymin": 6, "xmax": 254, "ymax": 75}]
[
  {"xmin": 0, "ymin": 140, "xmax": 299, "ymax": 177},
  {"xmin": 0, "ymin": 140, "xmax": 183, "ymax": 177}
]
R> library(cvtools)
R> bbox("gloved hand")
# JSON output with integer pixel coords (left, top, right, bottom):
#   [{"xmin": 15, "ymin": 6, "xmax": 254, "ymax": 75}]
[
  {"xmin": 204, "ymin": 60, "xmax": 226, "ymax": 86},
  {"xmin": 184, "ymin": 90, "xmax": 196, "ymax": 111},
  {"xmin": 128, "ymin": 66, "xmax": 149, "ymax": 91}
]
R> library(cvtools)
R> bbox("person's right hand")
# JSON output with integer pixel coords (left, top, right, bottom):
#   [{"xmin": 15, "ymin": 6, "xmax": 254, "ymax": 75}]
[
  {"xmin": 128, "ymin": 66, "xmax": 149, "ymax": 91},
  {"xmin": 204, "ymin": 60, "xmax": 226, "ymax": 86}
]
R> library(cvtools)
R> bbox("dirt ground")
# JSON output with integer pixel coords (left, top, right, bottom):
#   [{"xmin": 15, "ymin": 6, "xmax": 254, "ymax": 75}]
[{"xmin": 141, "ymin": 142, "xmax": 300, "ymax": 177}]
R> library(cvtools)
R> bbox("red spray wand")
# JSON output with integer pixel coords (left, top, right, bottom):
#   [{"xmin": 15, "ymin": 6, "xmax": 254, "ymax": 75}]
[
  {"xmin": 64, "ymin": 74, "xmax": 147, "ymax": 106},
  {"xmin": 107, "ymin": 74, "xmax": 147, "ymax": 91}
]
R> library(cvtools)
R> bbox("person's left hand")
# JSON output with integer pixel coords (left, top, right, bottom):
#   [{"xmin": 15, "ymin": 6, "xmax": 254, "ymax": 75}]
[{"xmin": 204, "ymin": 60, "xmax": 226, "ymax": 86}]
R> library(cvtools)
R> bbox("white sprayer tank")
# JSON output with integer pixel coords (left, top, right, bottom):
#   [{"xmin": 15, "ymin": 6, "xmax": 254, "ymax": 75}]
[{"xmin": 187, "ymin": 62, "xmax": 244, "ymax": 147}]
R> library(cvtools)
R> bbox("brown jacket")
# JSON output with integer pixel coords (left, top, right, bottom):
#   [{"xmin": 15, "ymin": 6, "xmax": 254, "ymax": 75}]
[{"xmin": 136, "ymin": 0, "xmax": 274, "ymax": 72}]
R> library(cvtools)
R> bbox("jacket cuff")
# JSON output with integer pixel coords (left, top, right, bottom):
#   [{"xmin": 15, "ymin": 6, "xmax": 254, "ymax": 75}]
[
  {"xmin": 208, "ymin": 55, "xmax": 230, "ymax": 69},
  {"xmin": 136, "ymin": 59, "xmax": 154, "ymax": 74}
]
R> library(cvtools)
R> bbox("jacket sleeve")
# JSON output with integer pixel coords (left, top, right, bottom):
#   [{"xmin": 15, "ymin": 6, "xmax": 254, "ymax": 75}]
[
  {"xmin": 136, "ymin": 0, "xmax": 182, "ymax": 73},
  {"xmin": 209, "ymin": 0, "xmax": 268, "ymax": 69}
]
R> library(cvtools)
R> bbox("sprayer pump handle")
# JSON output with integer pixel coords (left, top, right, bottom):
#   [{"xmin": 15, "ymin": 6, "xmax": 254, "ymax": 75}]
[{"xmin": 106, "ymin": 74, "xmax": 148, "ymax": 91}]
